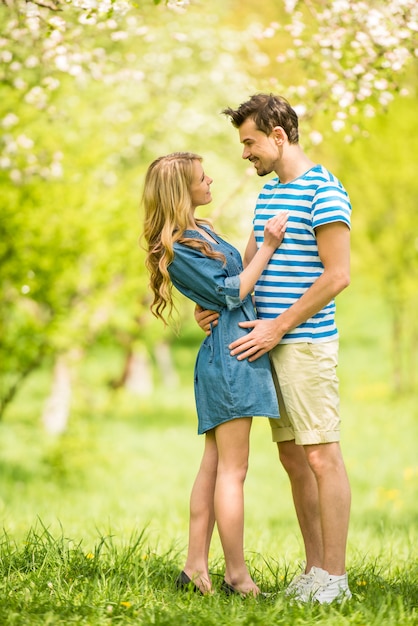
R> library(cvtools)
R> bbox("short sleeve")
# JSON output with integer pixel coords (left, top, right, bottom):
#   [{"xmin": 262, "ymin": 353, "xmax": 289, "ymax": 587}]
[
  {"xmin": 169, "ymin": 244, "xmax": 243, "ymax": 311},
  {"xmin": 312, "ymin": 181, "xmax": 351, "ymax": 230}
]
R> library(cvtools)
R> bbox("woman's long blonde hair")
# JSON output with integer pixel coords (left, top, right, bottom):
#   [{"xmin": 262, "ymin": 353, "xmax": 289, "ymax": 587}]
[{"xmin": 142, "ymin": 152, "xmax": 225, "ymax": 323}]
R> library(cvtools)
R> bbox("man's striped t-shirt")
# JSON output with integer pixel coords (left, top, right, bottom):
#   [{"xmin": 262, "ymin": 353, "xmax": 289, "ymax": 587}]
[{"xmin": 253, "ymin": 164, "xmax": 351, "ymax": 344}]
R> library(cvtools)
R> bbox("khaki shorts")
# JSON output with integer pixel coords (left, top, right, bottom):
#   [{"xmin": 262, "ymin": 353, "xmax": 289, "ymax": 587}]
[{"xmin": 268, "ymin": 340, "xmax": 340, "ymax": 445}]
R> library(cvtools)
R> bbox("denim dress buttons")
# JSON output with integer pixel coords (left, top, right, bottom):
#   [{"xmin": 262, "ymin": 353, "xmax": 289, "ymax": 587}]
[{"xmin": 168, "ymin": 227, "xmax": 280, "ymax": 434}]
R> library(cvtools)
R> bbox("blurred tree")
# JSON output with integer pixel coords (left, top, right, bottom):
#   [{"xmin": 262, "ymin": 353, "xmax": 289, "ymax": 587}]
[
  {"xmin": 1, "ymin": 0, "xmax": 417, "ymax": 421},
  {"xmin": 2, "ymin": 0, "xmax": 417, "ymax": 180},
  {"xmin": 0, "ymin": 0, "xmax": 259, "ymax": 419},
  {"xmin": 229, "ymin": 0, "xmax": 418, "ymax": 144},
  {"xmin": 338, "ymin": 90, "xmax": 418, "ymax": 392}
]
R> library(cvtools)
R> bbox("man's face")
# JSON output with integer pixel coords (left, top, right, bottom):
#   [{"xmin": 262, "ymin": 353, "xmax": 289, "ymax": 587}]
[{"xmin": 238, "ymin": 118, "xmax": 279, "ymax": 176}]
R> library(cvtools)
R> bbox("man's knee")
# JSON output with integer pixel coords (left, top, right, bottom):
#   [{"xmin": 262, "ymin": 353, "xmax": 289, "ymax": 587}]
[
  {"xmin": 278, "ymin": 441, "xmax": 310, "ymax": 479},
  {"xmin": 304, "ymin": 442, "xmax": 346, "ymax": 477}
]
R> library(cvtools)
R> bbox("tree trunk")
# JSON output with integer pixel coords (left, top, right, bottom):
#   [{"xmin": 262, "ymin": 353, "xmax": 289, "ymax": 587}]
[
  {"xmin": 124, "ymin": 346, "xmax": 154, "ymax": 395},
  {"xmin": 154, "ymin": 341, "xmax": 179, "ymax": 389},
  {"xmin": 42, "ymin": 354, "xmax": 72, "ymax": 434}
]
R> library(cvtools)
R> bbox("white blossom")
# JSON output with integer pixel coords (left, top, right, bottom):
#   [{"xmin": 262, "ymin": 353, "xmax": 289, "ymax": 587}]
[
  {"xmin": 25, "ymin": 55, "xmax": 40, "ymax": 68},
  {"xmin": 0, "ymin": 51, "xmax": 13, "ymax": 63},
  {"xmin": 10, "ymin": 169, "xmax": 22, "ymax": 183},
  {"xmin": 309, "ymin": 130, "xmax": 323, "ymax": 145},
  {"xmin": 24, "ymin": 87, "xmax": 48, "ymax": 108},
  {"xmin": 50, "ymin": 161, "xmax": 63, "ymax": 178},
  {"xmin": 0, "ymin": 157, "xmax": 11, "ymax": 168},
  {"xmin": 55, "ymin": 55, "xmax": 70, "ymax": 72},
  {"xmin": 49, "ymin": 16, "xmax": 66, "ymax": 31},
  {"xmin": 16, "ymin": 135, "xmax": 34, "ymax": 150},
  {"xmin": 284, "ymin": 0, "xmax": 298, "ymax": 14},
  {"xmin": 13, "ymin": 78, "xmax": 27, "ymax": 90},
  {"xmin": 293, "ymin": 104, "xmax": 307, "ymax": 117},
  {"xmin": 1, "ymin": 0, "xmax": 417, "ymax": 182},
  {"xmin": 379, "ymin": 92, "xmax": 394, "ymax": 106},
  {"xmin": 129, "ymin": 134, "xmax": 144, "ymax": 147},
  {"xmin": 331, "ymin": 119, "xmax": 345, "ymax": 132},
  {"xmin": 2, "ymin": 114, "xmax": 19, "ymax": 129},
  {"xmin": 364, "ymin": 104, "xmax": 376, "ymax": 118},
  {"xmin": 26, "ymin": 17, "xmax": 41, "ymax": 34},
  {"xmin": 42, "ymin": 77, "xmax": 61, "ymax": 91},
  {"xmin": 375, "ymin": 78, "xmax": 389, "ymax": 90}
]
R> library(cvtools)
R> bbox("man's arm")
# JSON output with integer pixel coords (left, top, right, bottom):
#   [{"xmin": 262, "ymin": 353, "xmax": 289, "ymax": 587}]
[{"xmin": 229, "ymin": 221, "xmax": 351, "ymax": 361}]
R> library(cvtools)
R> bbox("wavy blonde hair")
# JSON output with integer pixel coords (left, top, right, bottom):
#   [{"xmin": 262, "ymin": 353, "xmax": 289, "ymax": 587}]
[{"xmin": 142, "ymin": 152, "xmax": 225, "ymax": 323}]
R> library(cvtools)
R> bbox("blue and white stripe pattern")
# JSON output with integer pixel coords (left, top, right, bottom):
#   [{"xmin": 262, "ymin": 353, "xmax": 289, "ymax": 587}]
[{"xmin": 253, "ymin": 164, "xmax": 351, "ymax": 344}]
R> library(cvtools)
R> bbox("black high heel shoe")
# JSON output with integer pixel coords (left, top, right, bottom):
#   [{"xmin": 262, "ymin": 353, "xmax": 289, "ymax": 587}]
[
  {"xmin": 175, "ymin": 570, "xmax": 202, "ymax": 594},
  {"xmin": 221, "ymin": 579, "xmax": 271, "ymax": 599},
  {"xmin": 221, "ymin": 580, "xmax": 240, "ymax": 596}
]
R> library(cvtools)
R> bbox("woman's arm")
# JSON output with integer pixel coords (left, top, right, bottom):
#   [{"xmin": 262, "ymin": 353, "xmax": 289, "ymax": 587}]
[
  {"xmin": 237, "ymin": 212, "xmax": 287, "ymax": 299},
  {"xmin": 194, "ymin": 304, "xmax": 220, "ymax": 335},
  {"xmin": 194, "ymin": 212, "xmax": 287, "ymax": 333},
  {"xmin": 243, "ymin": 232, "xmax": 257, "ymax": 269}
]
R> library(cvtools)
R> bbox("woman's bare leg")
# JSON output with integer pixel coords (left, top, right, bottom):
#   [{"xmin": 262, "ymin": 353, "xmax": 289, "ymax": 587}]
[
  {"xmin": 214, "ymin": 417, "xmax": 259, "ymax": 595},
  {"xmin": 183, "ymin": 430, "xmax": 217, "ymax": 593}
]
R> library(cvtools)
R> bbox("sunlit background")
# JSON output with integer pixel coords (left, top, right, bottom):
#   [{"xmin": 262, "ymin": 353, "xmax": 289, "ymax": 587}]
[{"xmin": 1, "ymin": 0, "xmax": 417, "ymax": 575}]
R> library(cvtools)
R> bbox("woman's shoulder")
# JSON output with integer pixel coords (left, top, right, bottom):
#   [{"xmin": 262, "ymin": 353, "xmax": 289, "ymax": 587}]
[{"xmin": 172, "ymin": 240, "xmax": 207, "ymax": 259}]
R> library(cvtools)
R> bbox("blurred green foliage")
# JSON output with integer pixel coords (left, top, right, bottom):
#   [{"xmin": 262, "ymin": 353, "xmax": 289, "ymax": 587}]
[{"xmin": 1, "ymin": 0, "xmax": 418, "ymax": 418}]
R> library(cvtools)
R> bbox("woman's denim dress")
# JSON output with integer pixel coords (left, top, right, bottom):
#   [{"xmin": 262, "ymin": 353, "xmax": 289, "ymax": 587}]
[{"xmin": 168, "ymin": 227, "xmax": 280, "ymax": 434}]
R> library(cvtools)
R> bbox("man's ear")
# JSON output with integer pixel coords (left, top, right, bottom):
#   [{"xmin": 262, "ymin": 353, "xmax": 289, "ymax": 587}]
[{"xmin": 272, "ymin": 126, "xmax": 287, "ymax": 146}]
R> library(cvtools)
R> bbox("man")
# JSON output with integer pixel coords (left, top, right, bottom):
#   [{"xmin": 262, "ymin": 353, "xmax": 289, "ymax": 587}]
[{"xmin": 196, "ymin": 93, "xmax": 352, "ymax": 603}]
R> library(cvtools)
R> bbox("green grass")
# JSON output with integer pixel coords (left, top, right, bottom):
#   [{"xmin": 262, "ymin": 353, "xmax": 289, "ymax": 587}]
[
  {"xmin": 0, "ymin": 520, "xmax": 416, "ymax": 625},
  {"xmin": 0, "ymin": 283, "xmax": 417, "ymax": 624}
]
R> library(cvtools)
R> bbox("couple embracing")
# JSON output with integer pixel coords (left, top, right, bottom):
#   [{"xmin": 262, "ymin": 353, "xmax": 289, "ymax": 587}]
[{"xmin": 143, "ymin": 94, "xmax": 352, "ymax": 604}]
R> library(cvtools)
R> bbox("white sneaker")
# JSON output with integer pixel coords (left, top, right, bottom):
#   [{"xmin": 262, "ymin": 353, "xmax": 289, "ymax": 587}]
[
  {"xmin": 285, "ymin": 566, "xmax": 316, "ymax": 601},
  {"xmin": 311, "ymin": 568, "xmax": 352, "ymax": 604}
]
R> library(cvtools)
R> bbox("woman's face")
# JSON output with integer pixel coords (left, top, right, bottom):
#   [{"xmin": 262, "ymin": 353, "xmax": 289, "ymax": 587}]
[{"xmin": 190, "ymin": 160, "xmax": 213, "ymax": 209}]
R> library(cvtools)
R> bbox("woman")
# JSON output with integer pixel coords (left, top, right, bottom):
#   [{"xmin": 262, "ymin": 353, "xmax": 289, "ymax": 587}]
[{"xmin": 142, "ymin": 152, "xmax": 287, "ymax": 596}]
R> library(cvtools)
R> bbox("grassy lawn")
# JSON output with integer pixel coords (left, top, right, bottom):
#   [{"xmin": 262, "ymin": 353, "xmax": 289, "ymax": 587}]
[{"xmin": 0, "ymin": 284, "xmax": 417, "ymax": 624}]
